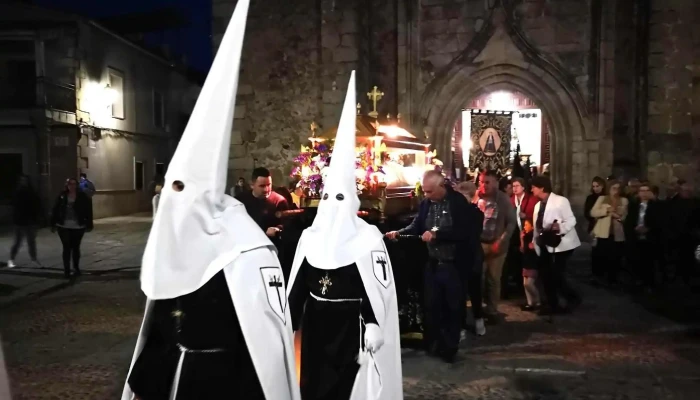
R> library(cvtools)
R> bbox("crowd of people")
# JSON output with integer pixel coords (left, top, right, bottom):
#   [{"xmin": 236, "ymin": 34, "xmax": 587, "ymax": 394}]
[
  {"xmin": 584, "ymin": 177, "xmax": 700, "ymax": 291},
  {"xmin": 224, "ymin": 162, "xmax": 700, "ymax": 367},
  {"xmin": 7, "ymin": 174, "xmax": 95, "ymax": 279}
]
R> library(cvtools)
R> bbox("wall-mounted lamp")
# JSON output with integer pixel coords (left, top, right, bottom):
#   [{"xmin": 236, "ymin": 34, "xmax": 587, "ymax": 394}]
[{"xmin": 102, "ymin": 84, "xmax": 118, "ymax": 106}]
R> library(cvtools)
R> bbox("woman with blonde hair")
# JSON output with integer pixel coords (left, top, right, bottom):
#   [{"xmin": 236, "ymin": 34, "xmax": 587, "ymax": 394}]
[{"xmin": 590, "ymin": 180, "xmax": 628, "ymax": 285}]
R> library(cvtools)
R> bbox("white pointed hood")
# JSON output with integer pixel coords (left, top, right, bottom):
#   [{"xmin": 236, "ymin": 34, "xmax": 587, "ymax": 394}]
[
  {"xmin": 301, "ymin": 71, "xmax": 382, "ymax": 269},
  {"xmin": 140, "ymin": 0, "xmax": 273, "ymax": 299}
]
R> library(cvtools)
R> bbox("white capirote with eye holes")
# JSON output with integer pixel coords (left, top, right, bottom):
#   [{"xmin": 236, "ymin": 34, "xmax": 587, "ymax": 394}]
[{"xmin": 299, "ymin": 71, "xmax": 382, "ymax": 270}]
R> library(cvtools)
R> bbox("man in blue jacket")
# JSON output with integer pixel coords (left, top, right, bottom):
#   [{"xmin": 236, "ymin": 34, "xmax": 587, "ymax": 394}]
[{"xmin": 386, "ymin": 171, "xmax": 482, "ymax": 362}]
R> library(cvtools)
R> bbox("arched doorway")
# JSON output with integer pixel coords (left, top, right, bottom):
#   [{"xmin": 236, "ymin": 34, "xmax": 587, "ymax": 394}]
[
  {"xmin": 452, "ymin": 90, "xmax": 551, "ymax": 179},
  {"xmin": 417, "ymin": 62, "xmax": 603, "ymax": 205}
]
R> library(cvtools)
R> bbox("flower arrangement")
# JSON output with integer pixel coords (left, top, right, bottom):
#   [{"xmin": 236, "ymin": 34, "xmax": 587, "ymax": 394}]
[
  {"xmin": 289, "ymin": 139, "xmax": 331, "ymax": 198},
  {"xmin": 290, "ymin": 139, "xmax": 387, "ymax": 199}
]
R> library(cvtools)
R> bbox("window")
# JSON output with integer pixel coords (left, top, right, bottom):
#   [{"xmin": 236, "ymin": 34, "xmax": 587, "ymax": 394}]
[
  {"xmin": 155, "ymin": 162, "xmax": 165, "ymax": 177},
  {"xmin": 153, "ymin": 90, "xmax": 165, "ymax": 128},
  {"xmin": 0, "ymin": 153, "xmax": 23, "ymax": 204},
  {"xmin": 108, "ymin": 68, "xmax": 124, "ymax": 119},
  {"xmin": 0, "ymin": 39, "xmax": 36, "ymax": 108},
  {"xmin": 134, "ymin": 160, "xmax": 144, "ymax": 190}
]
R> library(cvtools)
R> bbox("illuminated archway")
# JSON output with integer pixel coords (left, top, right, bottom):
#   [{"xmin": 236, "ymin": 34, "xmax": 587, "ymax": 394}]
[
  {"xmin": 417, "ymin": 62, "xmax": 599, "ymax": 202},
  {"xmin": 453, "ymin": 90, "xmax": 550, "ymax": 176}
]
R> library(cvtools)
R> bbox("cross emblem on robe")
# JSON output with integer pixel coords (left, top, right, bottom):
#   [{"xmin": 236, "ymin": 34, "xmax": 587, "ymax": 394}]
[
  {"xmin": 375, "ymin": 256, "xmax": 388, "ymax": 280},
  {"xmin": 268, "ymin": 275, "xmax": 285, "ymax": 314},
  {"xmin": 319, "ymin": 273, "xmax": 332, "ymax": 295}
]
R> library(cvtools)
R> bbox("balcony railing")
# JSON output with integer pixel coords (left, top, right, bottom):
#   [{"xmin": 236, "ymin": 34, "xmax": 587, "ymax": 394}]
[{"xmin": 0, "ymin": 77, "xmax": 75, "ymax": 113}]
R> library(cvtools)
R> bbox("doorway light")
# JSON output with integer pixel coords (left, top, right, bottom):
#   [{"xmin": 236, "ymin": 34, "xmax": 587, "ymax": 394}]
[{"xmin": 488, "ymin": 91, "xmax": 513, "ymax": 110}]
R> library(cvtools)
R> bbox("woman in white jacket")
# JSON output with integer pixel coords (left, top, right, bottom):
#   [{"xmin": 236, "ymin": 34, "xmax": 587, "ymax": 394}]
[{"xmin": 531, "ymin": 176, "xmax": 582, "ymax": 315}]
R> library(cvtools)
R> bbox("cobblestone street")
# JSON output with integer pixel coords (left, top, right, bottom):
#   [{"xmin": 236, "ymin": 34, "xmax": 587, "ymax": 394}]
[{"xmin": 1, "ymin": 215, "xmax": 699, "ymax": 399}]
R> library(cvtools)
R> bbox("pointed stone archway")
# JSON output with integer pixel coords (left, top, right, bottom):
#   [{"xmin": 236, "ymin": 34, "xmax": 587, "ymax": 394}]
[{"xmin": 416, "ymin": 20, "xmax": 608, "ymax": 206}]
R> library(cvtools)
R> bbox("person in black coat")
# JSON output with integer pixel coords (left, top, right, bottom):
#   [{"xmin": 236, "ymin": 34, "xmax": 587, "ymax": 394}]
[
  {"xmin": 386, "ymin": 171, "xmax": 481, "ymax": 362},
  {"xmin": 7, "ymin": 175, "xmax": 41, "ymax": 268},
  {"xmin": 624, "ymin": 182, "xmax": 663, "ymax": 289},
  {"xmin": 50, "ymin": 178, "xmax": 93, "ymax": 278}
]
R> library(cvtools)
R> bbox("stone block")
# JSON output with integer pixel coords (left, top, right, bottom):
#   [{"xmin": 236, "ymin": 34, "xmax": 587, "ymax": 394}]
[
  {"xmin": 648, "ymin": 115, "xmax": 670, "ymax": 133},
  {"xmin": 237, "ymin": 84, "xmax": 253, "ymax": 95},
  {"xmin": 322, "ymin": 33, "xmax": 341, "ymax": 48},
  {"xmin": 333, "ymin": 47, "xmax": 358, "ymax": 62},
  {"xmin": 648, "ymin": 101, "xmax": 660, "ymax": 115},
  {"xmin": 423, "ymin": 6, "xmax": 444, "ymax": 20},
  {"xmin": 340, "ymin": 34, "xmax": 357, "ymax": 48},
  {"xmin": 426, "ymin": 54, "xmax": 454, "ymax": 70},
  {"xmin": 231, "ymin": 130, "xmax": 243, "ymax": 145},
  {"xmin": 231, "ymin": 144, "xmax": 247, "ymax": 158},
  {"xmin": 339, "ymin": 18, "xmax": 358, "ymax": 34},
  {"xmin": 234, "ymin": 105, "xmax": 246, "ymax": 119},
  {"xmin": 241, "ymin": 129, "xmax": 257, "ymax": 143},
  {"xmin": 229, "ymin": 156, "xmax": 254, "ymax": 170}
]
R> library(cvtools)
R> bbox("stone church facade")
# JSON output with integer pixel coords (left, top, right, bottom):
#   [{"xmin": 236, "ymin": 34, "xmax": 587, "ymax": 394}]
[{"xmin": 213, "ymin": 0, "xmax": 699, "ymax": 207}]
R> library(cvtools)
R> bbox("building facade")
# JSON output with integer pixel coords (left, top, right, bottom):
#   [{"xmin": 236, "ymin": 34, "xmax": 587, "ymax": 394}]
[
  {"xmin": 212, "ymin": 0, "xmax": 699, "ymax": 208},
  {"xmin": 0, "ymin": 2, "xmax": 200, "ymax": 222}
]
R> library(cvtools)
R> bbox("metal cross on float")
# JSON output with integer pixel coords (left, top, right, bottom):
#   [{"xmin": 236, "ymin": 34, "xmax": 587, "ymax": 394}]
[
  {"xmin": 268, "ymin": 275, "xmax": 285, "ymax": 313},
  {"xmin": 367, "ymin": 86, "xmax": 384, "ymax": 118},
  {"xmin": 319, "ymin": 273, "xmax": 332, "ymax": 295}
]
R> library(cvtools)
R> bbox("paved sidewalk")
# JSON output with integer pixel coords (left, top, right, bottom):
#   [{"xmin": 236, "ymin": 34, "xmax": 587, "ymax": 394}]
[
  {"xmin": 0, "ymin": 214, "xmax": 150, "ymax": 308},
  {"xmin": 1, "ymin": 216, "xmax": 699, "ymax": 399}
]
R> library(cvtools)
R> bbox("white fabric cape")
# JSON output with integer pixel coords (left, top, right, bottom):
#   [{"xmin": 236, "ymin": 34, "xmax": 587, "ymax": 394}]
[
  {"xmin": 122, "ymin": 243, "xmax": 300, "ymax": 400},
  {"xmin": 287, "ymin": 228, "xmax": 403, "ymax": 400},
  {"xmin": 0, "ymin": 337, "xmax": 10, "ymax": 400}
]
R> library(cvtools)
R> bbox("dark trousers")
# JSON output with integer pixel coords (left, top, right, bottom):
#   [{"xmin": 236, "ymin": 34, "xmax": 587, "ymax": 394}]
[
  {"xmin": 424, "ymin": 261, "xmax": 463, "ymax": 357},
  {"xmin": 502, "ymin": 231, "xmax": 524, "ymax": 296},
  {"xmin": 672, "ymin": 237, "xmax": 697, "ymax": 284},
  {"xmin": 590, "ymin": 240, "xmax": 605, "ymax": 279},
  {"xmin": 464, "ymin": 263, "xmax": 484, "ymax": 324},
  {"xmin": 10, "ymin": 225, "xmax": 37, "ymax": 260},
  {"xmin": 597, "ymin": 238, "xmax": 624, "ymax": 284},
  {"xmin": 538, "ymin": 248, "xmax": 579, "ymax": 310},
  {"xmin": 631, "ymin": 239, "xmax": 658, "ymax": 287},
  {"xmin": 57, "ymin": 227, "xmax": 85, "ymax": 274}
]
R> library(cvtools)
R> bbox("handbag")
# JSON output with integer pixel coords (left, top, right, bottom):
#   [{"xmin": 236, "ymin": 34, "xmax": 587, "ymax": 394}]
[{"xmin": 539, "ymin": 219, "xmax": 562, "ymax": 248}]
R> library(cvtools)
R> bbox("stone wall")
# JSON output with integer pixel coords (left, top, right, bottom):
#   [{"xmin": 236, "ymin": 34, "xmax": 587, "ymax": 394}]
[
  {"xmin": 418, "ymin": 0, "xmax": 488, "ymax": 93},
  {"xmin": 214, "ymin": 0, "xmax": 341, "ymax": 186},
  {"xmin": 212, "ymin": 0, "xmax": 699, "ymax": 192},
  {"xmin": 646, "ymin": 0, "xmax": 700, "ymax": 192}
]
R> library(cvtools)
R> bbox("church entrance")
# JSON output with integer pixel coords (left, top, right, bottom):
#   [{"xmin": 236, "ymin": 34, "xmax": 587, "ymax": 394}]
[{"xmin": 451, "ymin": 91, "xmax": 551, "ymax": 181}]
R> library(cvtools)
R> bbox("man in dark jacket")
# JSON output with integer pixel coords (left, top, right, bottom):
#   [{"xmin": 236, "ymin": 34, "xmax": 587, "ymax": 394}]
[
  {"xmin": 625, "ymin": 182, "xmax": 663, "ymax": 289},
  {"xmin": 8, "ymin": 175, "xmax": 41, "ymax": 268},
  {"xmin": 386, "ymin": 171, "xmax": 481, "ymax": 362}
]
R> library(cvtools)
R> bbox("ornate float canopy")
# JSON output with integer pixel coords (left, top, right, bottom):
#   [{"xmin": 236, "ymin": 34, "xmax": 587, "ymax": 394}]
[
  {"xmin": 291, "ymin": 86, "xmax": 442, "ymax": 218},
  {"xmin": 319, "ymin": 108, "xmax": 430, "ymax": 154}
]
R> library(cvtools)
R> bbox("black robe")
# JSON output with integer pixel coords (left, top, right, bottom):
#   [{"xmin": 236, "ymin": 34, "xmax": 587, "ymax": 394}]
[
  {"xmin": 288, "ymin": 258, "xmax": 377, "ymax": 400},
  {"xmin": 127, "ymin": 270, "xmax": 265, "ymax": 400}
]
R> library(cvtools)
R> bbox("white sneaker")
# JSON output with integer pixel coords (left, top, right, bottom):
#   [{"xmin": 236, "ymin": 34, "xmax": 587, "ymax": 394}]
[
  {"xmin": 475, "ymin": 318, "xmax": 486, "ymax": 336},
  {"xmin": 7, "ymin": 260, "xmax": 16, "ymax": 268},
  {"xmin": 459, "ymin": 329, "xmax": 468, "ymax": 342}
]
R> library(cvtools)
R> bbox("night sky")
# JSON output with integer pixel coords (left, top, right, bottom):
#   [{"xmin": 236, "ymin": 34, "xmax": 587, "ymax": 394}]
[{"xmin": 35, "ymin": 0, "xmax": 213, "ymax": 73}]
